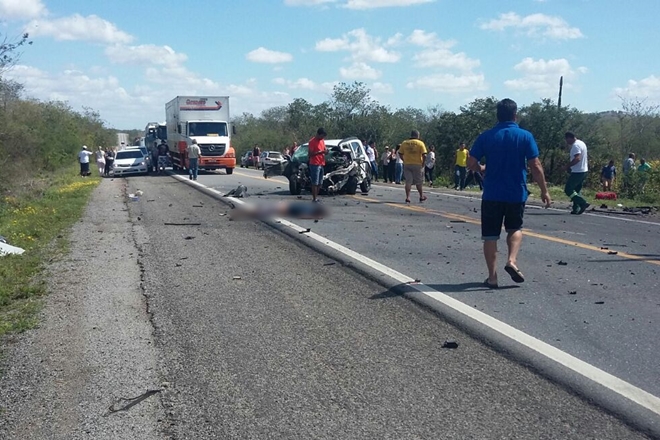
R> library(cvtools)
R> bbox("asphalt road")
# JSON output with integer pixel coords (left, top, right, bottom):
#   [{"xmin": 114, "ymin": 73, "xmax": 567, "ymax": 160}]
[
  {"xmin": 123, "ymin": 172, "xmax": 653, "ymax": 439},
  {"xmin": 190, "ymin": 166, "xmax": 660, "ymax": 402}
]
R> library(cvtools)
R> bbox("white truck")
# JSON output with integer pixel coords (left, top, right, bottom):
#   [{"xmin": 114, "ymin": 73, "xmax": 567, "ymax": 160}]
[{"xmin": 165, "ymin": 96, "xmax": 236, "ymax": 174}]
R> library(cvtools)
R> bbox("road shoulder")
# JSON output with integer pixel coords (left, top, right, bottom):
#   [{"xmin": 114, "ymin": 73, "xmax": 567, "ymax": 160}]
[{"xmin": 0, "ymin": 178, "xmax": 164, "ymax": 439}]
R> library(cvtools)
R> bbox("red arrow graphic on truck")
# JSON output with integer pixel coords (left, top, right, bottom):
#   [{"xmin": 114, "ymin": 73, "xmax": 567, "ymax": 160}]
[{"xmin": 180, "ymin": 100, "xmax": 223, "ymax": 111}]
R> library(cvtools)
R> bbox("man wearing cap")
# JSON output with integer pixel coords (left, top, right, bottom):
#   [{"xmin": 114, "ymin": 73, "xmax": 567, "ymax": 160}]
[
  {"xmin": 78, "ymin": 146, "xmax": 93, "ymax": 177},
  {"xmin": 308, "ymin": 128, "xmax": 327, "ymax": 203},
  {"xmin": 187, "ymin": 139, "xmax": 202, "ymax": 181}
]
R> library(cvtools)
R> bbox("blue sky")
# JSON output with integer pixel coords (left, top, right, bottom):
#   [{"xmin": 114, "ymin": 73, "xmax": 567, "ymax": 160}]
[{"xmin": 1, "ymin": 0, "xmax": 659, "ymax": 129}]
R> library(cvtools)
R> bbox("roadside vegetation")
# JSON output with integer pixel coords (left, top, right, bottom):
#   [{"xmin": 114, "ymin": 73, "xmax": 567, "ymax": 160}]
[
  {"xmin": 1, "ymin": 32, "xmax": 116, "ymax": 337},
  {"xmin": 232, "ymin": 82, "xmax": 660, "ymax": 206}
]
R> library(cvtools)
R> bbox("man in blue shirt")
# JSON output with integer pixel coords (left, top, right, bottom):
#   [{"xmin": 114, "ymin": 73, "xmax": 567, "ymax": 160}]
[
  {"xmin": 600, "ymin": 160, "xmax": 616, "ymax": 191},
  {"xmin": 468, "ymin": 98, "xmax": 551, "ymax": 288}
]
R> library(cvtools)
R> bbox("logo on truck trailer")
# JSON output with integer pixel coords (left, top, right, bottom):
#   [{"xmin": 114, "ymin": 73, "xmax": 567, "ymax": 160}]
[{"xmin": 180, "ymin": 98, "xmax": 223, "ymax": 111}]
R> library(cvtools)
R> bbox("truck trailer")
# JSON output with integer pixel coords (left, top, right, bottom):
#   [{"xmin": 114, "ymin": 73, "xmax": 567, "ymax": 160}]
[{"xmin": 165, "ymin": 96, "xmax": 236, "ymax": 174}]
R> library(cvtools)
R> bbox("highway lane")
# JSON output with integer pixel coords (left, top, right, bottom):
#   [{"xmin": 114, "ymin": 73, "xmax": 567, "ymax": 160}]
[
  {"xmin": 192, "ymin": 167, "xmax": 660, "ymax": 400},
  {"xmin": 125, "ymin": 175, "xmax": 649, "ymax": 439}
]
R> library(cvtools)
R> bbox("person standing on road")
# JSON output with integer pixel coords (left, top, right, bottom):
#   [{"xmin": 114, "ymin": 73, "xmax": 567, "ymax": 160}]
[
  {"xmin": 394, "ymin": 145, "xmax": 404, "ymax": 184},
  {"xmin": 563, "ymin": 132, "xmax": 590, "ymax": 215},
  {"xmin": 95, "ymin": 146, "xmax": 105, "ymax": 176},
  {"xmin": 157, "ymin": 141, "xmax": 170, "ymax": 174},
  {"xmin": 308, "ymin": 128, "xmax": 327, "ymax": 203},
  {"xmin": 381, "ymin": 146, "xmax": 391, "ymax": 183},
  {"xmin": 600, "ymin": 160, "xmax": 616, "ymax": 191},
  {"xmin": 365, "ymin": 141, "xmax": 378, "ymax": 182},
  {"xmin": 387, "ymin": 146, "xmax": 396, "ymax": 184},
  {"xmin": 103, "ymin": 147, "xmax": 115, "ymax": 177},
  {"xmin": 454, "ymin": 142, "xmax": 469, "ymax": 190},
  {"xmin": 398, "ymin": 130, "xmax": 428, "ymax": 203},
  {"xmin": 424, "ymin": 145, "xmax": 436, "ymax": 187},
  {"xmin": 78, "ymin": 146, "xmax": 93, "ymax": 177},
  {"xmin": 252, "ymin": 144, "xmax": 261, "ymax": 169},
  {"xmin": 187, "ymin": 139, "xmax": 202, "ymax": 181},
  {"xmin": 468, "ymin": 98, "xmax": 551, "ymax": 288}
]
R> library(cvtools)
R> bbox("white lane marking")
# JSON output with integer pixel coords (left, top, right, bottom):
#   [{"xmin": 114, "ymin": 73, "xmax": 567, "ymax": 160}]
[{"xmin": 173, "ymin": 173, "xmax": 660, "ymax": 416}]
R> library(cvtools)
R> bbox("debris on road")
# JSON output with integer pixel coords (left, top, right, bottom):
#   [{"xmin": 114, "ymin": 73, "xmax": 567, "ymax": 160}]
[
  {"xmin": 224, "ymin": 185, "xmax": 249, "ymax": 198},
  {"xmin": 569, "ymin": 291, "xmax": 577, "ymax": 295},
  {"xmin": 104, "ymin": 389, "xmax": 162, "ymax": 416},
  {"xmin": 557, "ymin": 261, "xmax": 568, "ymax": 266},
  {"xmin": 442, "ymin": 340, "xmax": 459, "ymax": 349},
  {"xmin": 232, "ymin": 276, "xmax": 242, "ymax": 280},
  {"xmin": 183, "ymin": 236, "xmax": 195, "ymax": 240},
  {"xmin": 595, "ymin": 301, "xmax": 605, "ymax": 305},
  {"xmin": 165, "ymin": 222, "xmax": 202, "ymax": 226},
  {"xmin": 608, "ymin": 251, "xmax": 618, "ymax": 255}
]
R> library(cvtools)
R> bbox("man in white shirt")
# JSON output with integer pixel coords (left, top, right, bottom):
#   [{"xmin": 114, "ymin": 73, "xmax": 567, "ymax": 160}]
[
  {"xmin": 187, "ymin": 139, "xmax": 202, "ymax": 181},
  {"xmin": 563, "ymin": 132, "xmax": 590, "ymax": 215},
  {"xmin": 365, "ymin": 140, "xmax": 378, "ymax": 182},
  {"xmin": 78, "ymin": 145, "xmax": 93, "ymax": 177},
  {"xmin": 424, "ymin": 145, "xmax": 436, "ymax": 187}
]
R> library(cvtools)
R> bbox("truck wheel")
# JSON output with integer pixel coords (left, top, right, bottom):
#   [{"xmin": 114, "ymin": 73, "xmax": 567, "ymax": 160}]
[
  {"xmin": 345, "ymin": 176, "xmax": 358, "ymax": 195},
  {"xmin": 289, "ymin": 176, "xmax": 301, "ymax": 195},
  {"xmin": 226, "ymin": 168, "xmax": 234, "ymax": 175},
  {"xmin": 360, "ymin": 178, "xmax": 371, "ymax": 194}
]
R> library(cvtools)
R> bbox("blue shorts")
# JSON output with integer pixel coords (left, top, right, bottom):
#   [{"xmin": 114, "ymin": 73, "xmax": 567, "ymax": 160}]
[{"xmin": 309, "ymin": 164, "xmax": 324, "ymax": 186}]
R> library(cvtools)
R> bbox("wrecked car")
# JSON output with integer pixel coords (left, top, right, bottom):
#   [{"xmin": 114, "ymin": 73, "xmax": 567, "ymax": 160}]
[{"xmin": 263, "ymin": 137, "xmax": 372, "ymax": 196}]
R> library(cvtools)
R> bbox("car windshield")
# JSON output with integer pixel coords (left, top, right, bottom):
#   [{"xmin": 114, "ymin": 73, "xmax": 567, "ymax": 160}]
[
  {"xmin": 116, "ymin": 151, "xmax": 144, "ymax": 159},
  {"xmin": 268, "ymin": 152, "xmax": 282, "ymax": 158},
  {"xmin": 188, "ymin": 122, "xmax": 228, "ymax": 137},
  {"xmin": 291, "ymin": 144, "xmax": 334, "ymax": 164}
]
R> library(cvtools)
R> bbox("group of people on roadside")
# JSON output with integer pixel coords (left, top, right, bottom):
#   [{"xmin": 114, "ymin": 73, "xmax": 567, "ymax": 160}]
[
  {"xmin": 77, "ymin": 145, "xmax": 116, "ymax": 177},
  {"xmin": 599, "ymin": 153, "xmax": 653, "ymax": 192}
]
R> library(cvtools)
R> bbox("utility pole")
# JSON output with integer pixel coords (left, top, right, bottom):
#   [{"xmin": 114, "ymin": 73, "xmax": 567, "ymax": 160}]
[{"xmin": 558, "ymin": 76, "xmax": 563, "ymax": 109}]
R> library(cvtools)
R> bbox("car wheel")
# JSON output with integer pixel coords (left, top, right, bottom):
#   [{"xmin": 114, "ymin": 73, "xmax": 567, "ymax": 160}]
[
  {"xmin": 360, "ymin": 178, "xmax": 371, "ymax": 193},
  {"xmin": 289, "ymin": 176, "xmax": 301, "ymax": 195},
  {"xmin": 345, "ymin": 176, "xmax": 358, "ymax": 195},
  {"xmin": 226, "ymin": 168, "xmax": 234, "ymax": 175}
]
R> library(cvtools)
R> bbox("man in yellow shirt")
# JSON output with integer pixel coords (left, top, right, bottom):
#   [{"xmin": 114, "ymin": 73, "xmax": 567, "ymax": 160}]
[
  {"xmin": 454, "ymin": 142, "xmax": 469, "ymax": 190},
  {"xmin": 397, "ymin": 130, "xmax": 428, "ymax": 203}
]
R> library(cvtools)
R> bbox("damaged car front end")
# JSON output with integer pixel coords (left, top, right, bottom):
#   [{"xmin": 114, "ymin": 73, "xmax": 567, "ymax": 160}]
[{"xmin": 263, "ymin": 137, "xmax": 372, "ymax": 196}]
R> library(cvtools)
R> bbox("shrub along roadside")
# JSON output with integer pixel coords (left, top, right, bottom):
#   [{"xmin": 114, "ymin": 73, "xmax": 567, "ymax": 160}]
[{"xmin": 0, "ymin": 165, "xmax": 100, "ymax": 337}]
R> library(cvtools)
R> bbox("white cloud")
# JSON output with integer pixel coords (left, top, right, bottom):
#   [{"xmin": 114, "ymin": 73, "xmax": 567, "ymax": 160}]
[
  {"xmin": 504, "ymin": 57, "xmax": 587, "ymax": 94},
  {"xmin": 0, "ymin": 0, "xmax": 46, "ymax": 19},
  {"xmin": 412, "ymin": 48, "xmax": 480, "ymax": 71},
  {"xmin": 272, "ymin": 77, "xmax": 336, "ymax": 93},
  {"xmin": 340, "ymin": 62, "xmax": 381, "ymax": 80},
  {"xmin": 246, "ymin": 47, "xmax": 293, "ymax": 64},
  {"xmin": 342, "ymin": 0, "xmax": 434, "ymax": 9},
  {"xmin": 105, "ymin": 44, "xmax": 187, "ymax": 66},
  {"xmin": 407, "ymin": 73, "xmax": 487, "ymax": 93},
  {"xmin": 315, "ymin": 28, "xmax": 400, "ymax": 63},
  {"xmin": 26, "ymin": 14, "xmax": 134, "ymax": 44},
  {"xmin": 371, "ymin": 82, "xmax": 394, "ymax": 94},
  {"xmin": 613, "ymin": 75, "xmax": 660, "ymax": 101},
  {"xmin": 480, "ymin": 12, "xmax": 583, "ymax": 40}
]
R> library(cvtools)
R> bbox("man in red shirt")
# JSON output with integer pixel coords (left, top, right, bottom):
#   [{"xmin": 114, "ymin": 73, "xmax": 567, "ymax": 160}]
[{"xmin": 308, "ymin": 127, "xmax": 327, "ymax": 203}]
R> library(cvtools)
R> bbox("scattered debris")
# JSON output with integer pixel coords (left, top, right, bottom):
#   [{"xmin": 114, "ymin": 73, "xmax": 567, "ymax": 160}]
[
  {"xmin": 192, "ymin": 205, "xmax": 204, "ymax": 208},
  {"xmin": 224, "ymin": 185, "xmax": 249, "ymax": 198},
  {"xmin": 568, "ymin": 291, "xmax": 577, "ymax": 295},
  {"xmin": 175, "ymin": 263, "xmax": 182, "ymax": 267},
  {"xmin": 232, "ymin": 276, "xmax": 242, "ymax": 280},
  {"xmin": 323, "ymin": 262, "xmax": 336, "ymax": 266},
  {"xmin": 557, "ymin": 261, "xmax": 568, "ymax": 266},
  {"xmin": 183, "ymin": 236, "xmax": 195, "ymax": 240},
  {"xmin": 600, "ymin": 247, "xmax": 609, "ymax": 250},
  {"xmin": 165, "ymin": 222, "xmax": 202, "ymax": 226},
  {"xmin": 608, "ymin": 251, "xmax": 618, "ymax": 255},
  {"xmin": 180, "ymin": 257, "xmax": 188, "ymax": 260},
  {"xmin": 450, "ymin": 220, "xmax": 466, "ymax": 223},
  {"xmin": 299, "ymin": 228, "xmax": 311, "ymax": 234},
  {"xmin": 104, "ymin": 389, "xmax": 162, "ymax": 416},
  {"xmin": 442, "ymin": 340, "xmax": 459, "ymax": 349},
  {"xmin": 0, "ymin": 241, "xmax": 25, "ymax": 256},
  {"xmin": 595, "ymin": 301, "xmax": 605, "ymax": 305}
]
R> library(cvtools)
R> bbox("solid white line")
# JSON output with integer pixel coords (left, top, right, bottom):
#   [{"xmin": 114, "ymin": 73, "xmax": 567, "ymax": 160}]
[{"xmin": 177, "ymin": 173, "xmax": 660, "ymax": 416}]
